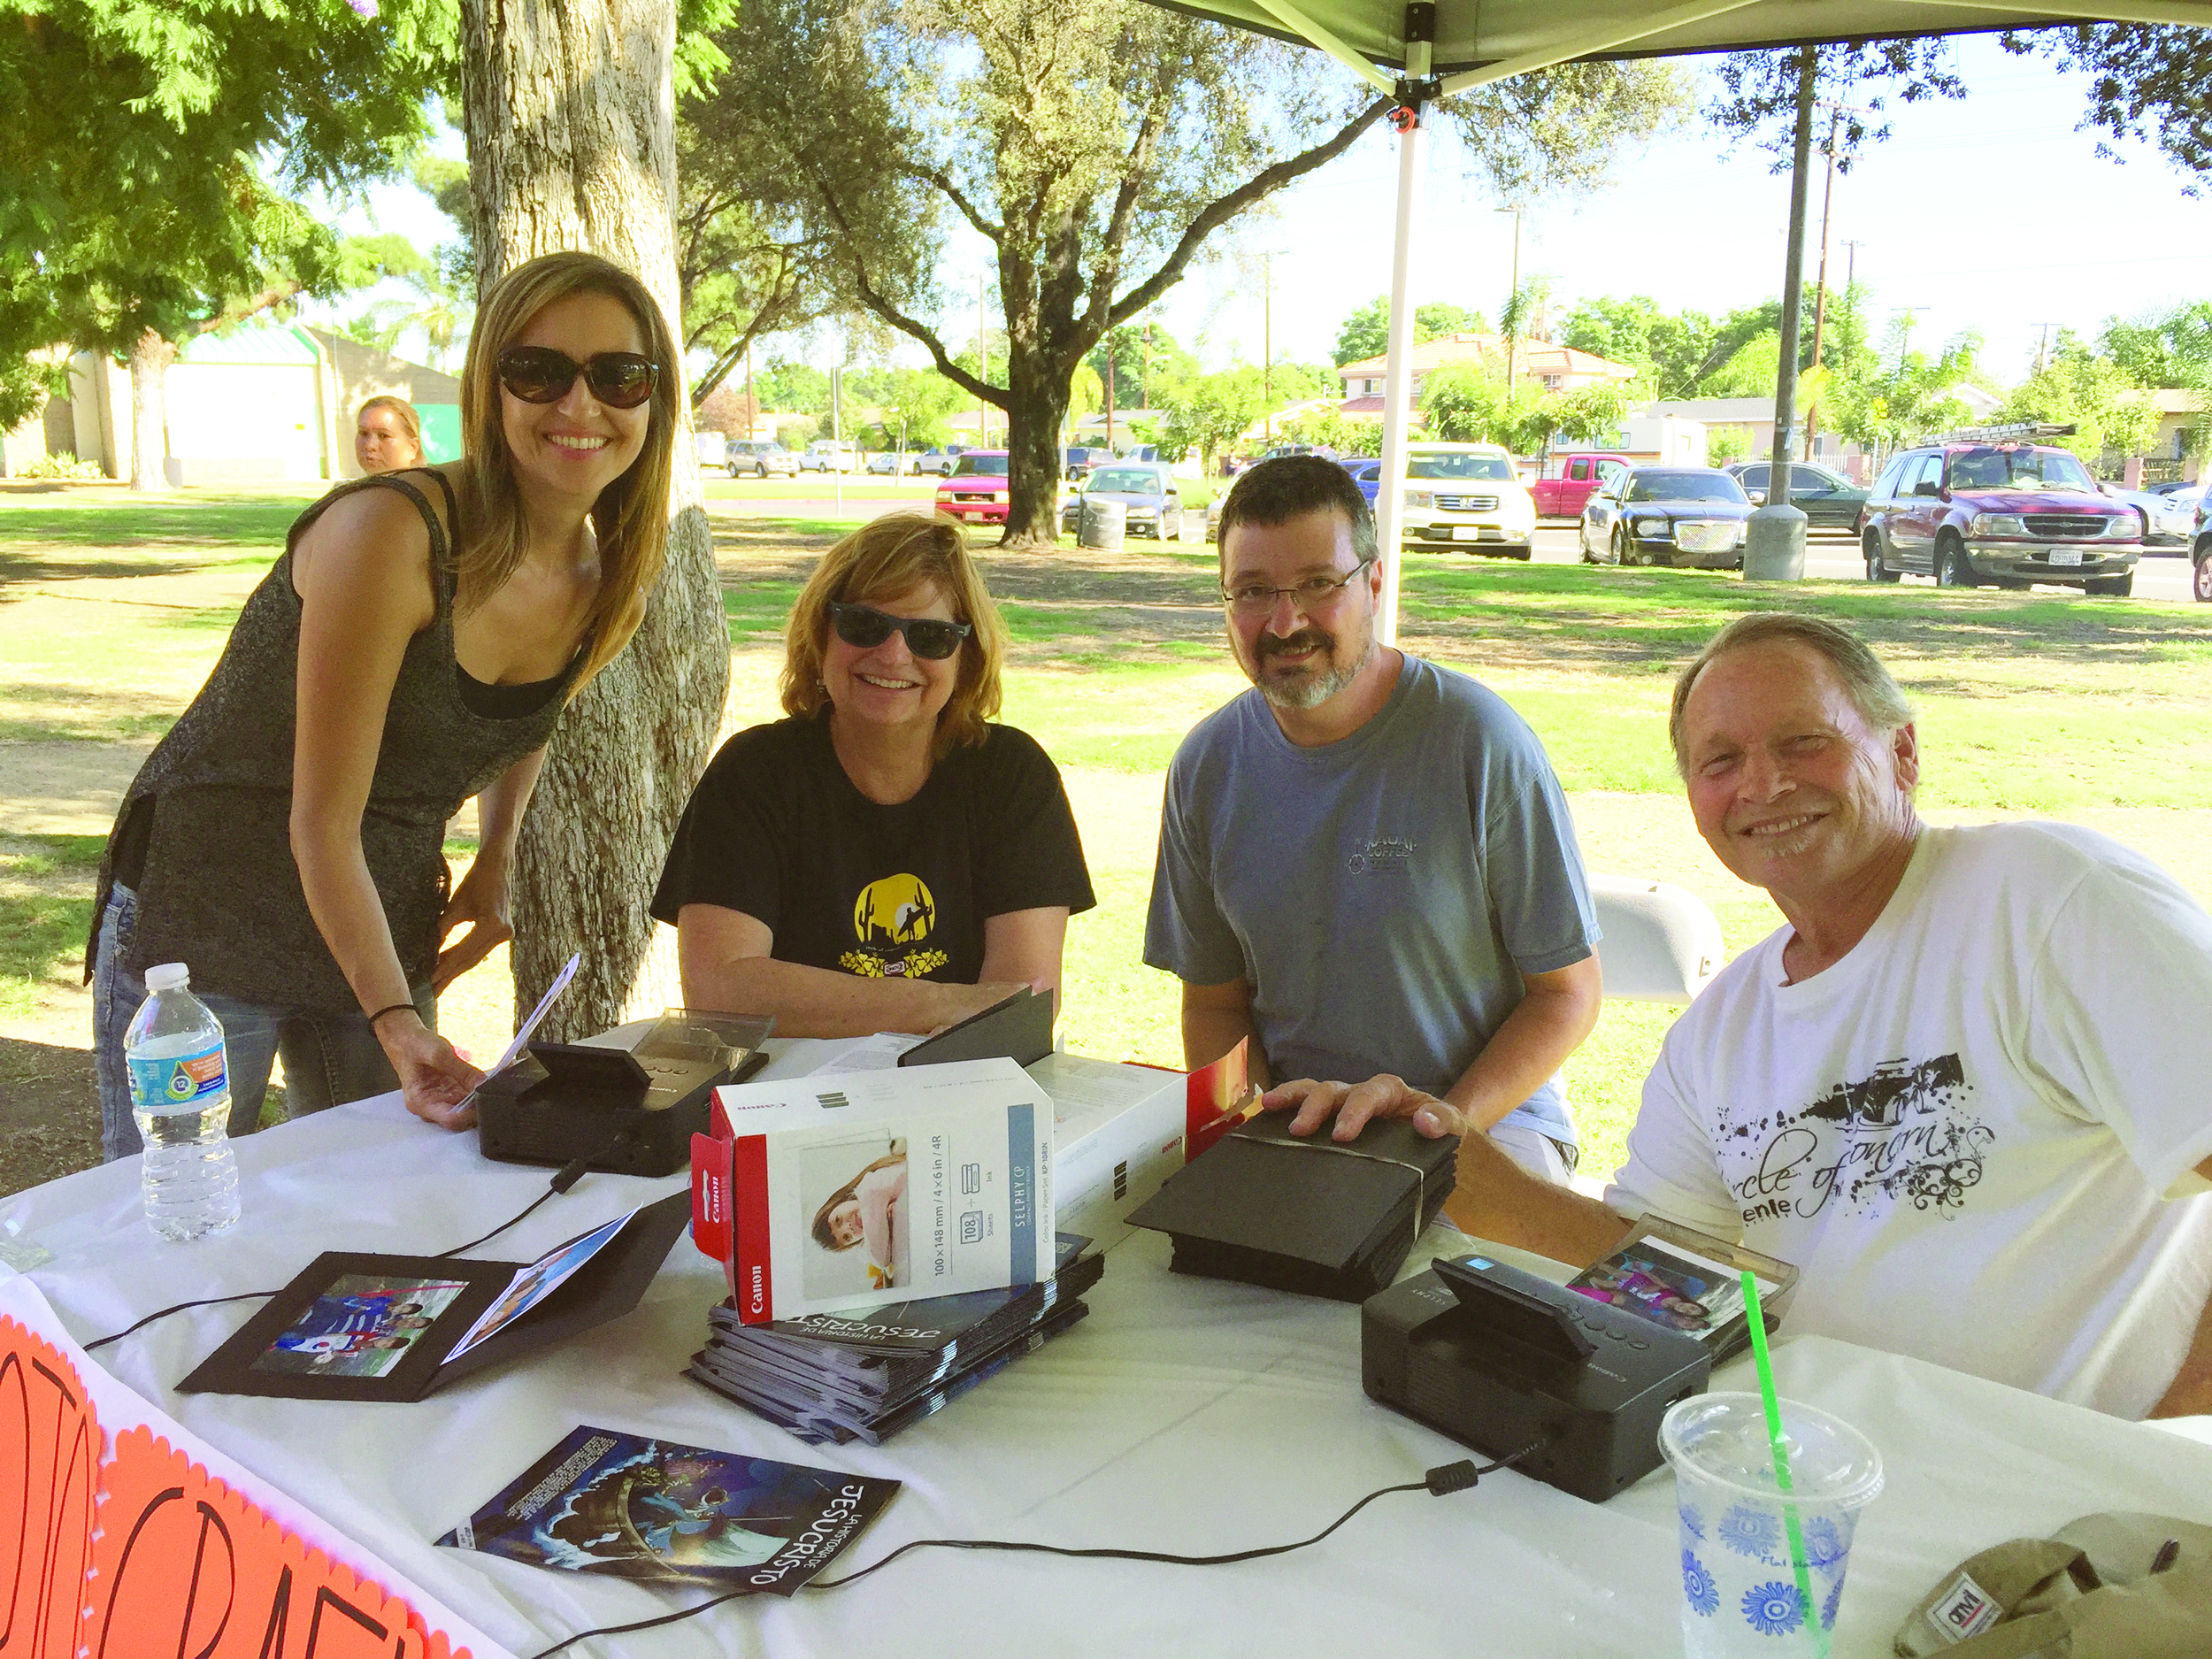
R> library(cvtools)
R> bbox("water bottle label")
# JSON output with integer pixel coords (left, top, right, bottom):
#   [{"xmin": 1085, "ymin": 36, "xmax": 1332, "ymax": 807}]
[{"xmin": 127, "ymin": 1044, "xmax": 226, "ymax": 1110}]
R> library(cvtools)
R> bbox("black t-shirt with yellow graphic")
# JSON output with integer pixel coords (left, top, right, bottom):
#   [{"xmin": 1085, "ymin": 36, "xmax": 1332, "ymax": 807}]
[{"xmin": 650, "ymin": 716, "xmax": 1095, "ymax": 983}]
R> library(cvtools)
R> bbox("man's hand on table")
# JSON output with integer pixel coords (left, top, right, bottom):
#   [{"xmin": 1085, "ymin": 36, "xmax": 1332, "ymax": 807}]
[
  {"xmin": 1265, "ymin": 1072, "xmax": 1630, "ymax": 1269},
  {"xmin": 1266, "ymin": 1074, "xmax": 1471, "ymax": 1141}
]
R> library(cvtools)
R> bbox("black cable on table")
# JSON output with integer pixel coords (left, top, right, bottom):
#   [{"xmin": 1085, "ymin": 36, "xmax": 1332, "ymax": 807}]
[
  {"xmin": 81, "ymin": 1154, "xmax": 601, "ymax": 1350},
  {"xmin": 525, "ymin": 1443, "xmax": 1545, "ymax": 1659}
]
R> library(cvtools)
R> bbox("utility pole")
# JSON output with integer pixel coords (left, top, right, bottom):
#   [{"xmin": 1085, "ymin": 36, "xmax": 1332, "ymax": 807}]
[
  {"xmin": 1744, "ymin": 42, "xmax": 1816, "ymax": 582},
  {"xmin": 976, "ymin": 271, "xmax": 988, "ymax": 449},
  {"xmin": 1803, "ymin": 103, "xmax": 1843, "ymax": 461},
  {"xmin": 1496, "ymin": 205, "xmax": 1523, "ymax": 391},
  {"xmin": 2031, "ymin": 321, "xmax": 2062, "ymax": 374}
]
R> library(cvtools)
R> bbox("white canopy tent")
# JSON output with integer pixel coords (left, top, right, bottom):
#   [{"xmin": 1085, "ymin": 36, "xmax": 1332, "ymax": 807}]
[{"xmin": 1140, "ymin": 0, "xmax": 2212, "ymax": 637}]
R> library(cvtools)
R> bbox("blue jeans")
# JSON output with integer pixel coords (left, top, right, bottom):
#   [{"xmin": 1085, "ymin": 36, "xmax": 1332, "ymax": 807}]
[{"xmin": 92, "ymin": 884, "xmax": 434, "ymax": 1163}]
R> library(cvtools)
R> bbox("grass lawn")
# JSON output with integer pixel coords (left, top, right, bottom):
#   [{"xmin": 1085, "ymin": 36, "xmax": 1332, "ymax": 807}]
[{"xmin": 6, "ymin": 501, "xmax": 2210, "ymax": 1189}]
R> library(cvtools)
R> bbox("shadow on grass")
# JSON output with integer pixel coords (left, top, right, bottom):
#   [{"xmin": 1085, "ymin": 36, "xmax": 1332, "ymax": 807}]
[
  {"xmin": 0, "ymin": 495, "xmax": 313, "ymax": 551},
  {"xmin": 0, "ymin": 833, "xmax": 104, "ymax": 1021}
]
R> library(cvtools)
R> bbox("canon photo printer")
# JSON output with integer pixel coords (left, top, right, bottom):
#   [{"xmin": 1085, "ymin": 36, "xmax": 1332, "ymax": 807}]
[{"xmin": 1363, "ymin": 1252, "xmax": 1712, "ymax": 1502}]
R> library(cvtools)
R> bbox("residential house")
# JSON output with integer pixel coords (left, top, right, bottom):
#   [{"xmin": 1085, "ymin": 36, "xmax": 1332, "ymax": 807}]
[{"xmin": 1334, "ymin": 333, "xmax": 1639, "ymax": 416}]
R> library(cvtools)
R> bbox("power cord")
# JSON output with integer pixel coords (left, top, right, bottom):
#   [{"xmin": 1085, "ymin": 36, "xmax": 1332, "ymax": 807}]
[
  {"xmin": 83, "ymin": 1152, "xmax": 603, "ymax": 1353},
  {"xmin": 526, "ymin": 1442, "xmax": 1544, "ymax": 1659}
]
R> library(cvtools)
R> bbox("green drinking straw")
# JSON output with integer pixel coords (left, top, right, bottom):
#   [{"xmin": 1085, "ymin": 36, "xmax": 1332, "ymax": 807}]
[{"xmin": 1741, "ymin": 1269, "xmax": 1827, "ymax": 1658}]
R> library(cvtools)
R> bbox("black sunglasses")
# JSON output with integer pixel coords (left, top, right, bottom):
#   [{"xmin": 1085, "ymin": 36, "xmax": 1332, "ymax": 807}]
[
  {"xmin": 830, "ymin": 602, "xmax": 972, "ymax": 661},
  {"xmin": 495, "ymin": 345, "xmax": 660, "ymax": 410}
]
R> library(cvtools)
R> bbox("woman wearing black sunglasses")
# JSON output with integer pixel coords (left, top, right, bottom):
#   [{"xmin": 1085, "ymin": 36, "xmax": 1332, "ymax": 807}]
[
  {"xmin": 88, "ymin": 251, "xmax": 680, "ymax": 1155},
  {"xmin": 653, "ymin": 514, "xmax": 1094, "ymax": 1036}
]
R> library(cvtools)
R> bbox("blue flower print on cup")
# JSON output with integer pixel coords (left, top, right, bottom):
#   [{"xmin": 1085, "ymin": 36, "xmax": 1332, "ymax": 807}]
[
  {"xmin": 1680, "ymin": 1503, "xmax": 1706, "ymax": 1542},
  {"xmin": 1741, "ymin": 1581, "xmax": 1806, "ymax": 1637},
  {"xmin": 1801, "ymin": 1514, "xmax": 1847, "ymax": 1568},
  {"xmin": 1718, "ymin": 1502, "xmax": 1783, "ymax": 1562},
  {"xmin": 1821, "ymin": 1576, "xmax": 1843, "ymax": 1632},
  {"xmin": 1683, "ymin": 1551, "xmax": 1718, "ymax": 1617}
]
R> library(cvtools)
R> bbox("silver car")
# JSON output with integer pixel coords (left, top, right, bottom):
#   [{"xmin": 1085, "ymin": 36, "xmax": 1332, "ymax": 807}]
[{"xmin": 1060, "ymin": 464, "xmax": 1186, "ymax": 539}]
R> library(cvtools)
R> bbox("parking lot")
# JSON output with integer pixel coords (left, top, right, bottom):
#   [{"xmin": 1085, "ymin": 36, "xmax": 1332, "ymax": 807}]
[{"xmin": 1520, "ymin": 523, "xmax": 2198, "ymax": 602}]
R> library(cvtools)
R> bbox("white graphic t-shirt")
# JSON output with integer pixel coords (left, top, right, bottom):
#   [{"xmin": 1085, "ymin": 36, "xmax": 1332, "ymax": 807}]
[{"xmin": 1608, "ymin": 821, "xmax": 2212, "ymax": 1417}]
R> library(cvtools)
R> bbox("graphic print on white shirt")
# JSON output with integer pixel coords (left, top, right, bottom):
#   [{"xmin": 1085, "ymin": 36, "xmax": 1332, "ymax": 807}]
[{"xmin": 1724, "ymin": 1053, "xmax": 1993, "ymax": 1228}]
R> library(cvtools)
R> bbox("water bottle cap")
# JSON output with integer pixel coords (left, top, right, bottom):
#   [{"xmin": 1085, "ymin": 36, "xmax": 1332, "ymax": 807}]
[{"xmin": 144, "ymin": 962, "xmax": 190, "ymax": 992}]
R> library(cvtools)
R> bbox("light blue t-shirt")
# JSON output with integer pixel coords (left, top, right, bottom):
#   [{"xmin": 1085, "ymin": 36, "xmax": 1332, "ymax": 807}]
[{"xmin": 1143, "ymin": 654, "xmax": 1599, "ymax": 1147}]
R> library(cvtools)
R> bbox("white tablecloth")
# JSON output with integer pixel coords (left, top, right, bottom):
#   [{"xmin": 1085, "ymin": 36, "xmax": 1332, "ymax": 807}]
[{"xmin": 9, "ymin": 1083, "xmax": 2212, "ymax": 1659}]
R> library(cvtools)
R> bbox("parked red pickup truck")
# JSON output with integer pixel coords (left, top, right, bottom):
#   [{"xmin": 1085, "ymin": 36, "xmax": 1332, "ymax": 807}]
[{"xmin": 1532, "ymin": 453, "xmax": 1632, "ymax": 519}]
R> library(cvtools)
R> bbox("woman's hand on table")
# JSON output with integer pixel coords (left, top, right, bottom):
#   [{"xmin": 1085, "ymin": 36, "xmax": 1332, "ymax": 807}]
[{"xmin": 377, "ymin": 1014, "xmax": 485, "ymax": 1130}]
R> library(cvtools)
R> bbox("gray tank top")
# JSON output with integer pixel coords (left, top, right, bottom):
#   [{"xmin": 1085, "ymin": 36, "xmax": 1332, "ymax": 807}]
[{"xmin": 91, "ymin": 470, "xmax": 581, "ymax": 1010}]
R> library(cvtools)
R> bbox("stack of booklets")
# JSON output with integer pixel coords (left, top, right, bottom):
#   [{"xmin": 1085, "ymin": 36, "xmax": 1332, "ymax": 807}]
[
  {"xmin": 687, "ymin": 1233, "xmax": 1103, "ymax": 1444},
  {"xmin": 1128, "ymin": 1110, "xmax": 1458, "ymax": 1302}
]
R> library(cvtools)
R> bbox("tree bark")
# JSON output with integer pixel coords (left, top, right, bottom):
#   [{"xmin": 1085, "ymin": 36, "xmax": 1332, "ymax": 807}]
[
  {"xmin": 460, "ymin": 0, "xmax": 727, "ymax": 1041},
  {"xmin": 127, "ymin": 329, "xmax": 174, "ymax": 492}
]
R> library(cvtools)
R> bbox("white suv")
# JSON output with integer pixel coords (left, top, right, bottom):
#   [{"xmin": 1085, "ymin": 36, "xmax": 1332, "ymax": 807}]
[{"xmin": 1398, "ymin": 442, "xmax": 1538, "ymax": 559}]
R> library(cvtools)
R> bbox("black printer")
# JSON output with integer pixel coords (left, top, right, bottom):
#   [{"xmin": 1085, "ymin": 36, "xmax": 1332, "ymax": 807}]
[
  {"xmin": 475, "ymin": 1009, "xmax": 772, "ymax": 1177},
  {"xmin": 1363, "ymin": 1252, "xmax": 1711, "ymax": 1503}
]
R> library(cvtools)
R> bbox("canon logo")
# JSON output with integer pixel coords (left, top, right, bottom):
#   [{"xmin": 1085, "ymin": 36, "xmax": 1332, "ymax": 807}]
[{"xmin": 747, "ymin": 1263, "xmax": 765, "ymax": 1315}]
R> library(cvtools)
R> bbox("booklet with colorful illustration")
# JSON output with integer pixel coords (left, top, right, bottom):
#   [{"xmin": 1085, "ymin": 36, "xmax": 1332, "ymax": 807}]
[
  {"xmin": 437, "ymin": 1425, "xmax": 897, "ymax": 1594},
  {"xmin": 1564, "ymin": 1216, "xmax": 1799, "ymax": 1356},
  {"xmin": 691, "ymin": 1056, "xmax": 1055, "ymax": 1326}
]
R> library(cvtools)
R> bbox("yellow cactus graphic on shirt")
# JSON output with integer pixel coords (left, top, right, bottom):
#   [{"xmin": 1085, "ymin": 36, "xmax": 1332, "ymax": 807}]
[{"xmin": 840, "ymin": 873, "xmax": 950, "ymax": 978}]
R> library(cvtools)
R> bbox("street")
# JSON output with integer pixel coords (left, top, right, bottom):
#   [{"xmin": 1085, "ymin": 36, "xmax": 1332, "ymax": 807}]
[{"xmin": 1525, "ymin": 524, "xmax": 2198, "ymax": 602}]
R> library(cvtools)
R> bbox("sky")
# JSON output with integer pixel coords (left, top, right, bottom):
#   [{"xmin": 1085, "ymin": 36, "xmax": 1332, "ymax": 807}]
[{"xmin": 312, "ymin": 31, "xmax": 2212, "ymax": 390}]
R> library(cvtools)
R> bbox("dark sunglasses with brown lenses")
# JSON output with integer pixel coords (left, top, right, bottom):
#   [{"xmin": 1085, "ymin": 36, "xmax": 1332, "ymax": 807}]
[
  {"xmin": 495, "ymin": 346, "xmax": 660, "ymax": 410},
  {"xmin": 829, "ymin": 602, "xmax": 972, "ymax": 660}
]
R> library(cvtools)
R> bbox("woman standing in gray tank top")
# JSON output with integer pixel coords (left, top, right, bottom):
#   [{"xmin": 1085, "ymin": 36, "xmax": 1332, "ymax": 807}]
[{"xmin": 90, "ymin": 251, "xmax": 681, "ymax": 1156}]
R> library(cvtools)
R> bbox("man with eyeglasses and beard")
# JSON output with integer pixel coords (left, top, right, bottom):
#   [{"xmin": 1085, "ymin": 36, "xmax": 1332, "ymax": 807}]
[{"xmin": 1144, "ymin": 456, "xmax": 1602, "ymax": 1182}]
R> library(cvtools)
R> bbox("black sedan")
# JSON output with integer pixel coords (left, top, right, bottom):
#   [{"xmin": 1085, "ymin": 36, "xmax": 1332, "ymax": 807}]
[
  {"xmin": 1579, "ymin": 468, "xmax": 1752, "ymax": 569},
  {"xmin": 1724, "ymin": 460, "xmax": 1869, "ymax": 531}
]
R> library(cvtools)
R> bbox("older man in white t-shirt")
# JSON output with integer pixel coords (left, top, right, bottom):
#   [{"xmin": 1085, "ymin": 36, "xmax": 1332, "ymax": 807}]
[{"xmin": 1270, "ymin": 612, "xmax": 2212, "ymax": 1419}]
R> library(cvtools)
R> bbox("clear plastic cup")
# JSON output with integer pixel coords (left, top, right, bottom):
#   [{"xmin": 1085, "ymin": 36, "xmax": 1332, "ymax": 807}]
[{"xmin": 1660, "ymin": 1393, "xmax": 1885, "ymax": 1657}]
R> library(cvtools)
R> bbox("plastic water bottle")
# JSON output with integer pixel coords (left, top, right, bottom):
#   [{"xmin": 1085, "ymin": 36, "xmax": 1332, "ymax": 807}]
[{"xmin": 125, "ymin": 963, "xmax": 241, "ymax": 1241}]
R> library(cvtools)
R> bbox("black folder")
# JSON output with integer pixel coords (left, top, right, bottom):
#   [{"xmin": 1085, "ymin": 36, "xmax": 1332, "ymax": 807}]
[
  {"xmin": 178, "ymin": 1194, "xmax": 691, "ymax": 1402},
  {"xmin": 897, "ymin": 986, "xmax": 1055, "ymax": 1068},
  {"xmin": 1127, "ymin": 1111, "xmax": 1458, "ymax": 1302}
]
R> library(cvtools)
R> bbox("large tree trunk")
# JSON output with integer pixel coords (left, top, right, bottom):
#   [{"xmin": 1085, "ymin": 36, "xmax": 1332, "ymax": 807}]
[
  {"xmin": 1002, "ymin": 345, "xmax": 1071, "ymax": 547},
  {"xmin": 461, "ymin": 0, "xmax": 728, "ymax": 1041},
  {"xmin": 127, "ymin": 330, "xmax": 174, "ymax": 493}
]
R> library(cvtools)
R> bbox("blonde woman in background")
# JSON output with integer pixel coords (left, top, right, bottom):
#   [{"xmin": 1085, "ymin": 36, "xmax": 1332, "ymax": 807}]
[
  {"xmin": 355, "ymin": 395, "xmax": 425, "ymax": 474},
  {"xmin": 92, "ymin": 251, "xmax": 680, "ymax": 1155}
]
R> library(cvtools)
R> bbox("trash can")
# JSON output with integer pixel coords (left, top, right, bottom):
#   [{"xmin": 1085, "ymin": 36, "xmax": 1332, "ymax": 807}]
[{"xmin": 1079, "ymin": 496, "xmax": 1126, "ymax": 550}]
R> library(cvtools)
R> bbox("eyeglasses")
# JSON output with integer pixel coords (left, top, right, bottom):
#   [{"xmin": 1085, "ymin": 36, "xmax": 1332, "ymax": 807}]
[
  {"xmin": 495, "ymin": 346, "xmax": 660, "ymax": 410},
  {"xmin": 1220, "ymin": 556, "xmax": 1375, "ymax": 616},
  {"xmin": 830, "ymin": 602, "xmax": 972, "ymax": 660}
]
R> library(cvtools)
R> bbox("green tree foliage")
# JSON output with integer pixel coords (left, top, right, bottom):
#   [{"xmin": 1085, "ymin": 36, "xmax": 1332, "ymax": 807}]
[
  {"xmin": 703, "ymin": 0, "xmax": 1687, "ymax": 542},
  {"xmin": 1331, "ymin": 298, "xmax": 1490, "ymax": 365},
  {"xmin": 876, "ymin": 367, "xmax": 964, "ymax": 449},
  {"xmin": 2099, "ymin": 303, "xmax": 2212, "ymax": 388},
  {"xmin": 1825, "ymin": 317, "xmax": 1983, "ymax": 457},
  {"xmin": 1544, "ymin": 380, "xmax": 1632, "ymax": 447},
  {"xmin": 1087, "ymin": 321, "xmax": 1201, "ymax": 412},
  {"xmin": 1996, "ymin": 333, "xmax": 2159, "ymax": 464},
  {"xmin": 2000, "ymin": 25, "xmax": 2212, "ymax": 190},
  {"xmin": 1708, "ymin": 426, "xmax": 1753, "ymax": 465},
  {"xmin": 1707, "ymin": 39, "xmax": 1964, "ymax": 173},
  {"xmin": 2, "ymin": 0, "xmax": 450, "ymax": 482},
  {"xmin": 1417, "ymin": 362, "xmax": 1546, "ymax": 453},
  {"xmin": 1160, "ymin": 365, "xmax": 1266, "ymax": 470},
  {"xmin": 1561, "ymin": 296, "xmax": 1718, "ymax": 400},
  {"xmin": 1278, "ymin": 407, "xmax": 1382, "ymax": 456}
]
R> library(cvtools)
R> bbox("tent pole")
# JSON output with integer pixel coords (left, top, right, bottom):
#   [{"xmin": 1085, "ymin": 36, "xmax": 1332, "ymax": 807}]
[{"xmin": 1373, "ymin": 5, "xmax": 1433, "ymax": 649}]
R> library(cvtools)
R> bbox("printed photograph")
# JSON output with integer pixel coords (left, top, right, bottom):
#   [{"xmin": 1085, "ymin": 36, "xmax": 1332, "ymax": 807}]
[
  {"xmin": 249, "ymin": 1272, "xmax": 469, "ymax": 1378},
  {"xmin": 1568, "ymin": 1240, "xmax": 1771, "ymax": 1339},
  {"xmin": 797, "ymin": 1132, "xmax": 910, "ymax": 1299},
  {"xmin": 443, "ymin": 1209, "xmax": 636, "ymax": 1364},
  {"xmin": 439, "ymin": 1425, "xmax": 899, "ymax": 1593}
]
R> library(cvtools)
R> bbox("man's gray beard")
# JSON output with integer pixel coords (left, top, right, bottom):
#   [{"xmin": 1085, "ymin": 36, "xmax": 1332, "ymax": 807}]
[{"xmin": 1257, "ymin": 633, "xmax": 1375, "ymax": 710}]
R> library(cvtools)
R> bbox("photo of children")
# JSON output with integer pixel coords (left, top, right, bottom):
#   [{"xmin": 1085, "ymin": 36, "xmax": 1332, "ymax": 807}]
[
  {"xmin": 443, "ymin": 1208, "xmax": 637, "ymax": 1364},
  {"xmin": 798, "ymin": 1134, "xmax": 909, "ymax": 1299},
  {"xmin": 1569, "ymin": 1240, "xmax": 1760, "ymax": 1338},
  {"xmin": 250, "ymin": 1272, "xmax": 469, "ymax": 1378}
]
